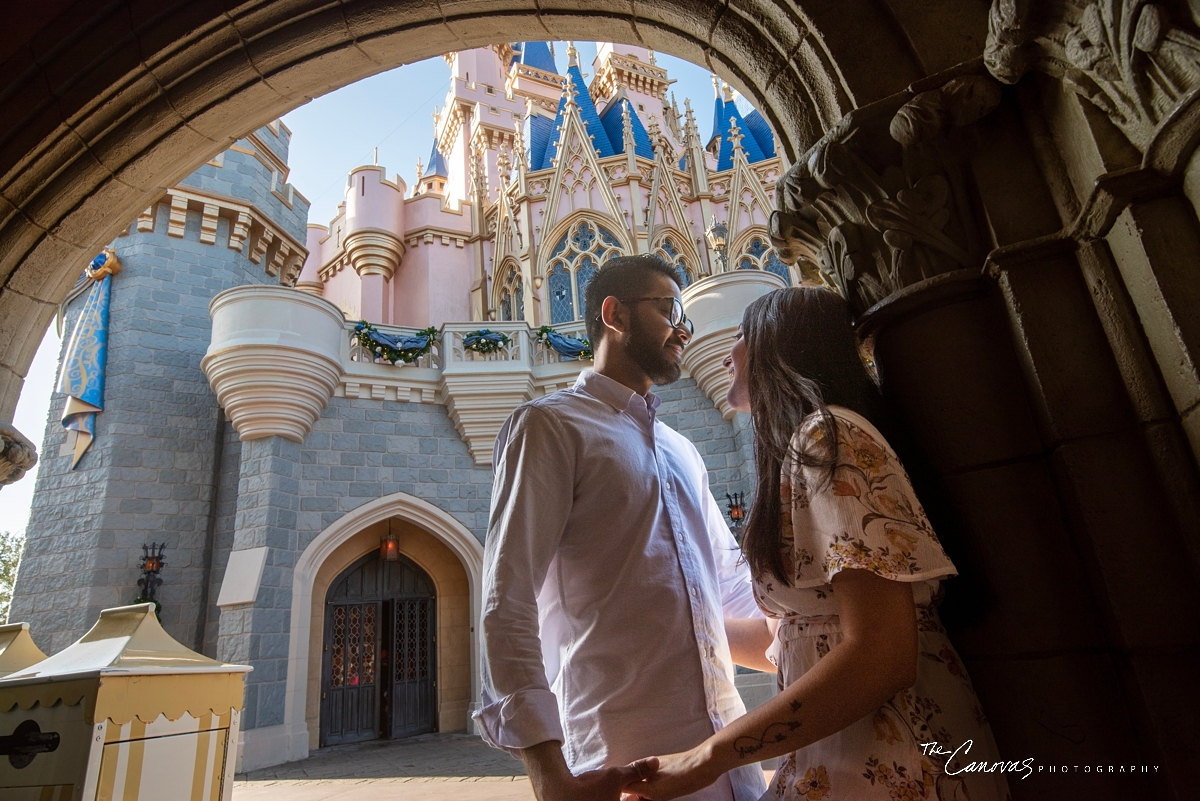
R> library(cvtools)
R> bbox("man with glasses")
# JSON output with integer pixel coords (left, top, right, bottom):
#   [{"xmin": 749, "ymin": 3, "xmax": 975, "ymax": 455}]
[{"xmin": 476, "ymin": 255, "xmax": 766, "ymax": 801}]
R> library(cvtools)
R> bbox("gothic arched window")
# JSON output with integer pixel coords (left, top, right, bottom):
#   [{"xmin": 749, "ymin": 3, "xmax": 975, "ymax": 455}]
[
  {"xmin": 496, "ymin": 263, "xmax": 524, "ymax": 322},
  {"xmin": 737, "ymin": 235, "xmax": 792, "ymax": 285},
  {"xmin": 545, "ymin": 220, "xmax": 624, "ymax": 323},
  {"xmin": 654, "ymin": 236, "xmax": 694, "ymax": 288}
]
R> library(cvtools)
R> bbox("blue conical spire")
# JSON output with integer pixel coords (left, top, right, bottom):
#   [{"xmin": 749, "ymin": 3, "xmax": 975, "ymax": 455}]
[
  {"xmin": 709, "ymin": 81, "xmax": 768, "ymax": 170},
  {"xmin": 425, "ymin": 139, "xmax": 449, "ymax": 178},
  {"xmin": 598, "ymin": 96, "xmax": 654, "ymax": 159},
  {"xmin": 539, "ymin": 58, "xmax": 616, "ymax": 169},
  {"xmin": 519, "ymin": 41, "xmax": 558, "ymax": 74}
]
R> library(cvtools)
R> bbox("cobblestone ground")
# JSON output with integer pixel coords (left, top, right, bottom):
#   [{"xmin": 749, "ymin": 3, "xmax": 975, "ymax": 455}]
[
  {"xmin": 233, "ymin": 731, "xmax": 775, "ymax": 800},
  {"xmin": 233, "ymin": 732, "xmax": 533, "ymax": 801}
]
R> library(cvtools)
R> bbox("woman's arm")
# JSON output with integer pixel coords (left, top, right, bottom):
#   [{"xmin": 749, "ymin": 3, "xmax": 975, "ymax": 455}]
[
  {"xmin": 628, "ymin": 569, "xmax": 919, "ymax": 800},
  {"xmin": 725, "ymin": 617, "xmax": 778, "ymax": 673}
]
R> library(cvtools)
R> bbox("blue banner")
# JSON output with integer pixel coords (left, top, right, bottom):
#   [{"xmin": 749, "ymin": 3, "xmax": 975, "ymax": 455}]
[{"xmin": 57, "ymin": 251, "xmax": 118, "ymax": 468}]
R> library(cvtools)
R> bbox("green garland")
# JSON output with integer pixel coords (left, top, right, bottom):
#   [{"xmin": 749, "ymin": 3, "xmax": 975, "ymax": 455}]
[
  {"xmin": 354, "ymin": 321, "xmax": 439, "ymax": 364},
  {"xmin": 463, "ymin": 329, "xmax": 512, "ymax": 355}
]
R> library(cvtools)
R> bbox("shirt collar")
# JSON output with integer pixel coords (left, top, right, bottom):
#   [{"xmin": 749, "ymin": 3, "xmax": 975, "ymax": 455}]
[{"xmin": 575, "ymin": 370, "xmax": 661, "ymax": 415}]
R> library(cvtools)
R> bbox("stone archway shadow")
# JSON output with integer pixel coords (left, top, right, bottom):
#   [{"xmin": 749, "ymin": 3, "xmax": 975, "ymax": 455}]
[{"xmin": 283, "ymin": 491, "xmax": 485, "ymax": 764}]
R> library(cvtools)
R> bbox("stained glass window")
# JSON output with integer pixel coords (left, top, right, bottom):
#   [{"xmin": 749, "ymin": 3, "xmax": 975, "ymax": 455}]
[
  {"xmin": 549, "ymin": 264, "xmax": 574, "ymax": 323},
  {"xmin": 653, "ymin": 236, "xmax": 693, "ymax": 288},
  {"xmin": 736, "ymin": 236, "xmax": 792, "ymax": 285},
  {"xmin": 496, "ymin": 263, "xmax": 524, "ymax": 322},
  {"xmin": 577, "ymin": 255, "xmax": 597, "ymax": 319},
  {"xmin": 544, "ymin": 219, "xmax": 623, "ymax": 323},
  {"xmin": 331, "ymin": 606, "xmax": 346, "ymax": 688}
]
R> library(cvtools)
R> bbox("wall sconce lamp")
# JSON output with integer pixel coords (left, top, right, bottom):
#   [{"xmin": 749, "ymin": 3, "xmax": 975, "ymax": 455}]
[
  {"xmin": 380, "ymin": 529, "xmax": 400, "ymax": 562},
  {"xmin": 136, "ymin": 542, "xmax": 166, "ymax": 604},
  {"xmin": 725, "ymin": 492, "xmax": 745, "ymax": 534},
  {"xmin": 706, "ymin": 216, "xmax": 729, "ymax": 271}
]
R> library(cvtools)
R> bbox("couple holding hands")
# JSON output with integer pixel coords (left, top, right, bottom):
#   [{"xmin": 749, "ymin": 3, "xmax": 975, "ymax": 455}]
[{"xmin": 475, "ymin": 256, "xmax": 1010, "ymax": 801}]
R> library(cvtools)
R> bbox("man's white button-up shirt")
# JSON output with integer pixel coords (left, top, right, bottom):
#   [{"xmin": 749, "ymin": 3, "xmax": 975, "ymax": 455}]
[{"xmin": 476, "ymin": 371, "xmax": 766, "ymax": 801}]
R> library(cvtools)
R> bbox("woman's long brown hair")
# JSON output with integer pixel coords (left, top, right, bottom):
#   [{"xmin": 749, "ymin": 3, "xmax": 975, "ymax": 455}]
[{"xmin": 740, "ymin": 287, "xmax": 885, "ymax": 584}]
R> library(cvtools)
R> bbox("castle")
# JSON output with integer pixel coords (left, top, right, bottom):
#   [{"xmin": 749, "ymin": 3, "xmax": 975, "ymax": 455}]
[{"xmin": 12, "ymin": 42, "xmax": 791, "ymax": 771}]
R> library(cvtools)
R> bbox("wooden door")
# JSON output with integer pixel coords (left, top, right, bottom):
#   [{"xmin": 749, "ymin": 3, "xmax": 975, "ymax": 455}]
[
  {"xmin": 321, "ymin": 601, "xmax": 380, "ymax": 745},
  {"xmin": 390, "ymin": 596, "xmax": 437, "ymax": 738},
  {"xmin": 319, "ymin": 548, "xmax": 437, "ymax": 747}
]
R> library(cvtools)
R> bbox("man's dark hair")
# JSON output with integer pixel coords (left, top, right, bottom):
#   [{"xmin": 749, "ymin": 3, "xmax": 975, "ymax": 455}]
[{"xmin": 583, "ymin": 255, "xmax": 681, "ymax": 345}]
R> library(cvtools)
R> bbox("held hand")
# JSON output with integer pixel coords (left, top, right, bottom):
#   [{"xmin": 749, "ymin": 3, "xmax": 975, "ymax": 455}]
[
  {"xmin": 621, "ymin": 746, "xmax": 721, "ymax": 801},
  {"xmin": 535, "ymin": 760, "xmax": 656, "ymax": 801}
]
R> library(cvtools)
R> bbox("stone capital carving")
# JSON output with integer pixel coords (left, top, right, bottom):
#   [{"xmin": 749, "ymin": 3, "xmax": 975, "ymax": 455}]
[
  {"xmin": 343, "ymin": 228, "xmax": 404, "ymax": 281},
  {"xmin": 772, "ymin": 76, "xmax": 1001, "ymax": 316},
  {"xmin": 202, "ymin": 286, "xmax": 346, "ymax": 443},
  {"xmin": 0, "ymin": 423, "xmax": 37, "ymax": 487},
  {"xmin": 986, "ymin": 0, "xmax": 1200, "ymax": 150}
]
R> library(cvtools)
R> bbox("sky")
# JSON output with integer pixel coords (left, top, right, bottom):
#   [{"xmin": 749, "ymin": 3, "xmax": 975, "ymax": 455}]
[{"xmin": 0, "ymin": 42, "xmax": 745, "ymax": 542}]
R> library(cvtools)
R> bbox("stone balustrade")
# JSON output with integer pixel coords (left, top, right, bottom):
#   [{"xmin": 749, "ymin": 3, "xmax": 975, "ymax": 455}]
[{"xmin": 204, "ymin": 273, "xmax": 777, "ymax": 463}]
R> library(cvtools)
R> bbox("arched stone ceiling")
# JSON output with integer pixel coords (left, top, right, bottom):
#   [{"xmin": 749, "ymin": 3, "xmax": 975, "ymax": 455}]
[{"xmin": 0, "ymin": 0, "xmax": 988, "ymax": 423}]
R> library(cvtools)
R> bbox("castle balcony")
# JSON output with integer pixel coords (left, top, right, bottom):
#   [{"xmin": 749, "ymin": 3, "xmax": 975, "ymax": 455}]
[{"xmin": 205, "ymin": 270, "xmax": 781, "ymax": 466}]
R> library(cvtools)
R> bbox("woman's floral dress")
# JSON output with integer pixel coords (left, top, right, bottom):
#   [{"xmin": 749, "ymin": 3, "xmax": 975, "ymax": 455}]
[{"xmin": 754, "ymin": 407, "xmax": 1011, "ymax": 801}]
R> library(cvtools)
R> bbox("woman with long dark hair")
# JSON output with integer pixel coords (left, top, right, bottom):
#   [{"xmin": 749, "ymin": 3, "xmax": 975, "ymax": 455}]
[{"xmin": 626, "ymin": 287, "xmax": 1010, "ymax": 801}]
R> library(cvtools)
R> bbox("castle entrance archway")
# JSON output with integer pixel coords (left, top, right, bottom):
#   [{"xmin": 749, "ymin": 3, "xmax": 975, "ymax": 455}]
[{"xmin": 292, "ymin": 493, "xmax": 483, "ymax": 757}]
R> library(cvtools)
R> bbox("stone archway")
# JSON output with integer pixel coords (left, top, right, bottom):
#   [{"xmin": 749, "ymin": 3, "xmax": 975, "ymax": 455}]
[
  {"xmin": 285, "ymin": 491, "xmax": 483, "ymax": 766},
  {"xmin": 0, "ymin": 1, "xmax": 986, "ymax": 427},
  {"xmin": 5, "ymin": 3, "xmax": 1200, "ymax": 795}
]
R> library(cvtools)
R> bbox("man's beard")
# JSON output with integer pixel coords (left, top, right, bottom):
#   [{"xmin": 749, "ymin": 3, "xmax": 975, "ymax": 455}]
[{"xmin": 623, "ymin": 313, "xmax": 682, "ymax": 386}]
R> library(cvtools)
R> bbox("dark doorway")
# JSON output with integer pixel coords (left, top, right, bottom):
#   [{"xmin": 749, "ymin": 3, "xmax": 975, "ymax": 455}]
[{"xmin": 320, "ymin": 550, "xmax": 437, "ymax": 747}]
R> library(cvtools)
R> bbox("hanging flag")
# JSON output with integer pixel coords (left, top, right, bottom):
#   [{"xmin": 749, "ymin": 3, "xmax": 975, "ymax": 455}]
[{"xmin": 57, "ymin": 249, "xmax": 121, "ymax": 468}]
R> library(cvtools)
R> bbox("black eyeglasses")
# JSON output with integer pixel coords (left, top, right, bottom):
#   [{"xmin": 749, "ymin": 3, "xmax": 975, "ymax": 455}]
[{"xmin": 609, "ymin": 296, "xmax": 694, "ymax": 336}]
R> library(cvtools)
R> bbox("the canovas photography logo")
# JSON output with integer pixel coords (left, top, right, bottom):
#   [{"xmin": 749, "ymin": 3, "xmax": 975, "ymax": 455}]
[{"xmin": 920, "ymin": 741, "xmax": 1161, "ymax": 781}]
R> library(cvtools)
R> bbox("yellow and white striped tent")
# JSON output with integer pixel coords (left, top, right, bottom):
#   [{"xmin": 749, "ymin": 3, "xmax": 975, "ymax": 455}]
[{"xmin": 0, "ymin": 603, "xmax": 250, "ymax": 801}]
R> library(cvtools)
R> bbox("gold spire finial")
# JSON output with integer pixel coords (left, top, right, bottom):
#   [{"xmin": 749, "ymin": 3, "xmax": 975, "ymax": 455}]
[
  {"xmin": 567, "ymin": 41, "xmax": 578, "ymax": 67},
  {"xmin": 728, "ymin": 116, "xmax": 744, "ymax": 153},
  {"xmin": 622, "ymin": 100, "xmax": 636, "ymax": 152},
  {"xmin": 563, "ymin": 72, "xmax": 579, "ymax": 110}
]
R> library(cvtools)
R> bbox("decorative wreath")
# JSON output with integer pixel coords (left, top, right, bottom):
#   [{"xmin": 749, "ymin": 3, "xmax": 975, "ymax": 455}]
[
  {"xmin": 354, "ymin": 321, "xmax": 440, "ymax": 364},
  {"xmin": 463, "ymin": 329, "xmax": 512, "ymax": 355}
]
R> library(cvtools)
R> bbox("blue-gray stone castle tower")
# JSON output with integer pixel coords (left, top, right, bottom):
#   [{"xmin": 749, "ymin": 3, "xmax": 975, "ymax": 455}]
[{"xmin": 11, "ymin": 122, "xmax": 310, "ymax": 656}]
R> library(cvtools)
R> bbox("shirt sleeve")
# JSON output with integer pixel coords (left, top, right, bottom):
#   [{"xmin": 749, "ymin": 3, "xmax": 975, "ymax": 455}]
[
  {"xmin": 700, "ymin": 463, "xmax": 762, "ymax": 620},
  {"xmin": 474, "ymin": 404, "xmax": 574, "ymax": 754},
  {"xmin": 787, "ymin": 410, "xmax": 957, "ymax": 587}
]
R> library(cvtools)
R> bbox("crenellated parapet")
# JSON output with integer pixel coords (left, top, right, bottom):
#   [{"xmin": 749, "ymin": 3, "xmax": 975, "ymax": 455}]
[{"xmin": 134, "ymin": 186, "xmax": 309, "ymax": 287}]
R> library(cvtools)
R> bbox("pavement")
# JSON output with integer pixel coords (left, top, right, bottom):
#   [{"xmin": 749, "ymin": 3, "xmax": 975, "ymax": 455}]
[
  {"xmin": 233, "ymin": 732, "xmax": 534, "ymax": 801},
  {"xmin": 233, "ymin": 732, "xmax": 776, "ymax": 801}
]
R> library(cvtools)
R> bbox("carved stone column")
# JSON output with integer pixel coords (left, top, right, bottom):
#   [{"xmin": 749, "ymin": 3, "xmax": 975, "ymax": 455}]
[
  {"xmin": 0, "ymin": 423, "xmax": 37, "ymax": 487},
  {"xmin": 771, "ymin": 41, "xmax": 1200, "ymax": 794}
]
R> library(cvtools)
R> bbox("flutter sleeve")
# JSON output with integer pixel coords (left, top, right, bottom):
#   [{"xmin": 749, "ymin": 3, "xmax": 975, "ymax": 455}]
[{"xmin": 783, "ymin": 408, "xmax": 957, "ymax": 588}]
